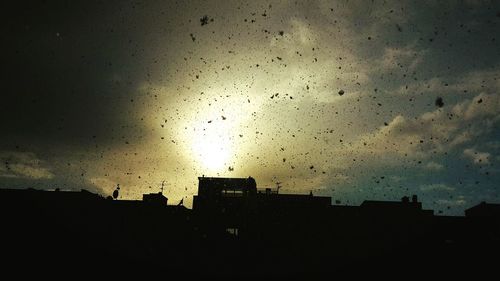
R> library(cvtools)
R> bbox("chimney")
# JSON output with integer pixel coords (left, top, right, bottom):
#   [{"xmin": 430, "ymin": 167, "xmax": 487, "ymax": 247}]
[{"xmin": 412, "ymin": 195, "xmax": 418, "ymax": 203}]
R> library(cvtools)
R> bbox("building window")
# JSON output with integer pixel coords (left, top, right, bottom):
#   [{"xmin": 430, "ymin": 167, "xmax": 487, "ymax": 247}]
[{"xmin": 226, "ymin": 228, "xmax": 239, "ymax": 236}]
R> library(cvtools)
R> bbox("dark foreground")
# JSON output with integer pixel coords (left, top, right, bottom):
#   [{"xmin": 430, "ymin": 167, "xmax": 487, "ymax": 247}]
[{"xmin": 1, "ymin": 187, "xmax": 499, "ymax": 278}]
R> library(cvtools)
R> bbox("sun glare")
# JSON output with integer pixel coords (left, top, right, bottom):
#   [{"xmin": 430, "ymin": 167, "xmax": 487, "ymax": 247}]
[
  {"xmin": 178, "ymin": 92, "xmax": 258, "ymax": 173},
  {"xmin": 192, "ymin": 139, "xmax": 230, "ymax": 170},
  {"xmin": 188, "ymin": 117, "xmax": 234, "ymax": 172}
]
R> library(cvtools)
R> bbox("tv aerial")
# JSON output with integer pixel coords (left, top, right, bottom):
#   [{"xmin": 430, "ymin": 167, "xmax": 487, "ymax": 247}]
[
  {"xmin": 160, "ymin": 180, "xmax": 166, "ymax": 194},
  {"xmin": 276, "ymin": 181, "xmax": 282, "ymax": 194}
]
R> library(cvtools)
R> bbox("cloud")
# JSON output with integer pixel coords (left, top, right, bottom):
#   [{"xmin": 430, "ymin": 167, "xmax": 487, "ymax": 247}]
[
  {"xmin": 463, "ymin": 148, "xmax": 491, "ymax": 165},
  {"xmin": 379, "ymin": 44, "xmax": 426, "ymax": 72},
  {"xmin": 273, "ymin": 18, "xmax": 318, "ymax": 47},
  {"xmin": 396, "ymin": 69, "xmax": 500, "ymax": 97},
  {"xmin": 420, "ymin": 183, "xmax": 455, "ymax": 192},
  {"xmin": 316, "ymin": 90, "xmax": 500, "ymax": 200},
  {"xmin": 347, "ymin": 92, "xmax": 500, "ymax": 160},
  {"xmin": 424, "ymin": 161, "xmax": 444, "ymax": 171},
  {"xmin": 0, "ymin": 151, "xmax": 54, "ymax": 180},
  {"xmin": 88, "ymin": 177, "xmax": 119, "ymax": 198},
  {"xmin": 436, "ymin": 198, "xmax": 467, "ymax": 207}
]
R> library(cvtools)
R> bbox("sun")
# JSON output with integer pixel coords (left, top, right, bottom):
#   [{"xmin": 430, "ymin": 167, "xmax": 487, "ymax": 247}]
[
  {"xmin": 189, "ymin": 118, "xmax": 234, "ymax": 172},
  {"xmin": 176, "ymin": 90, "xmax": 257, "ymax": 173},
  {"xmin": 192, "ymin": 138, "xmax": 230, "ymax": 171}
]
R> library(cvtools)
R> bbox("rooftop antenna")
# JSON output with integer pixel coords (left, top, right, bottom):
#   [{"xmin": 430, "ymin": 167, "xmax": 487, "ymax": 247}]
[
  {"xmin": 160, "ymin": 180, "xmax": 166, "ymax": 194},
  {"xmin": 276, "ymin": 181, "xmax": 282, "ymax": 194}
]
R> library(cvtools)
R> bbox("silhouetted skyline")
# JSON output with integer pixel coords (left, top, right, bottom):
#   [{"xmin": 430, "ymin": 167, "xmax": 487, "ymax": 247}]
[{"xmin": 1, "ymin": 177, "xmax": 499, "ymax": 277}]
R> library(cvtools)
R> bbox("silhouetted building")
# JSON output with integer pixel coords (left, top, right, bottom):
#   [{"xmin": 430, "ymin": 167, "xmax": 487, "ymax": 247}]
[
  {"xmin": 465, "ymin": 202, "xmax": 500, "ymax": 218},
  {"xmin": 192, "ymin": 176, "xmax": 257, "ymax": 211},
  {"xmin": 254, "ymin": 189, "xmax": 331, "ymax": 210},
  {"xmin": 0, "ymin": 188, "xmax": 103, "ymax": 205},
  {"xmin": 143, "ymin": 192, "xmax": 168, "ymax": 205},
  {"xmin": 360, "ymin": 195, "xmax": 434, "ymax": 217},
  {"xmin": 192, "ymin": 176, "xmax": 331, "ymax": 213}
]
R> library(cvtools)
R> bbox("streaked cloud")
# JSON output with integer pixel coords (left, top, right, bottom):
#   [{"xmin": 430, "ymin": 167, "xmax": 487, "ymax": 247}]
[
  {"xmin": 0, "ymin": 151, "xmax": 54, "ymax": 180},
  {"xmin": 420, "ymin": 183, "xmax": 455, "ymax": 192},
  {"xmin": 463, "ymin": 148, "xmax": 491, "ymax": 165}
]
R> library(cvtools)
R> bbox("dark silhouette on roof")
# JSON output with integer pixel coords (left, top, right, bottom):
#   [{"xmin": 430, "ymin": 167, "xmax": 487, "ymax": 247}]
[
  {"xmin": 142, "ymin": 192, "xmax": 168, "ymax": 205},
  {"xmin": 360, "ymin": 195, "xmax": 434, "ymax": 216},
  {"xmin": 465, "ymin": 201, "xmax": 500, "ymax": 217}
]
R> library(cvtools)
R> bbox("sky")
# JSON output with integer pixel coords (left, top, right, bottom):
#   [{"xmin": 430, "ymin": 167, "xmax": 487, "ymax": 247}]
[{"xmin": 1, "ymin": 0, "xmax": 500, "ymax": 215}]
